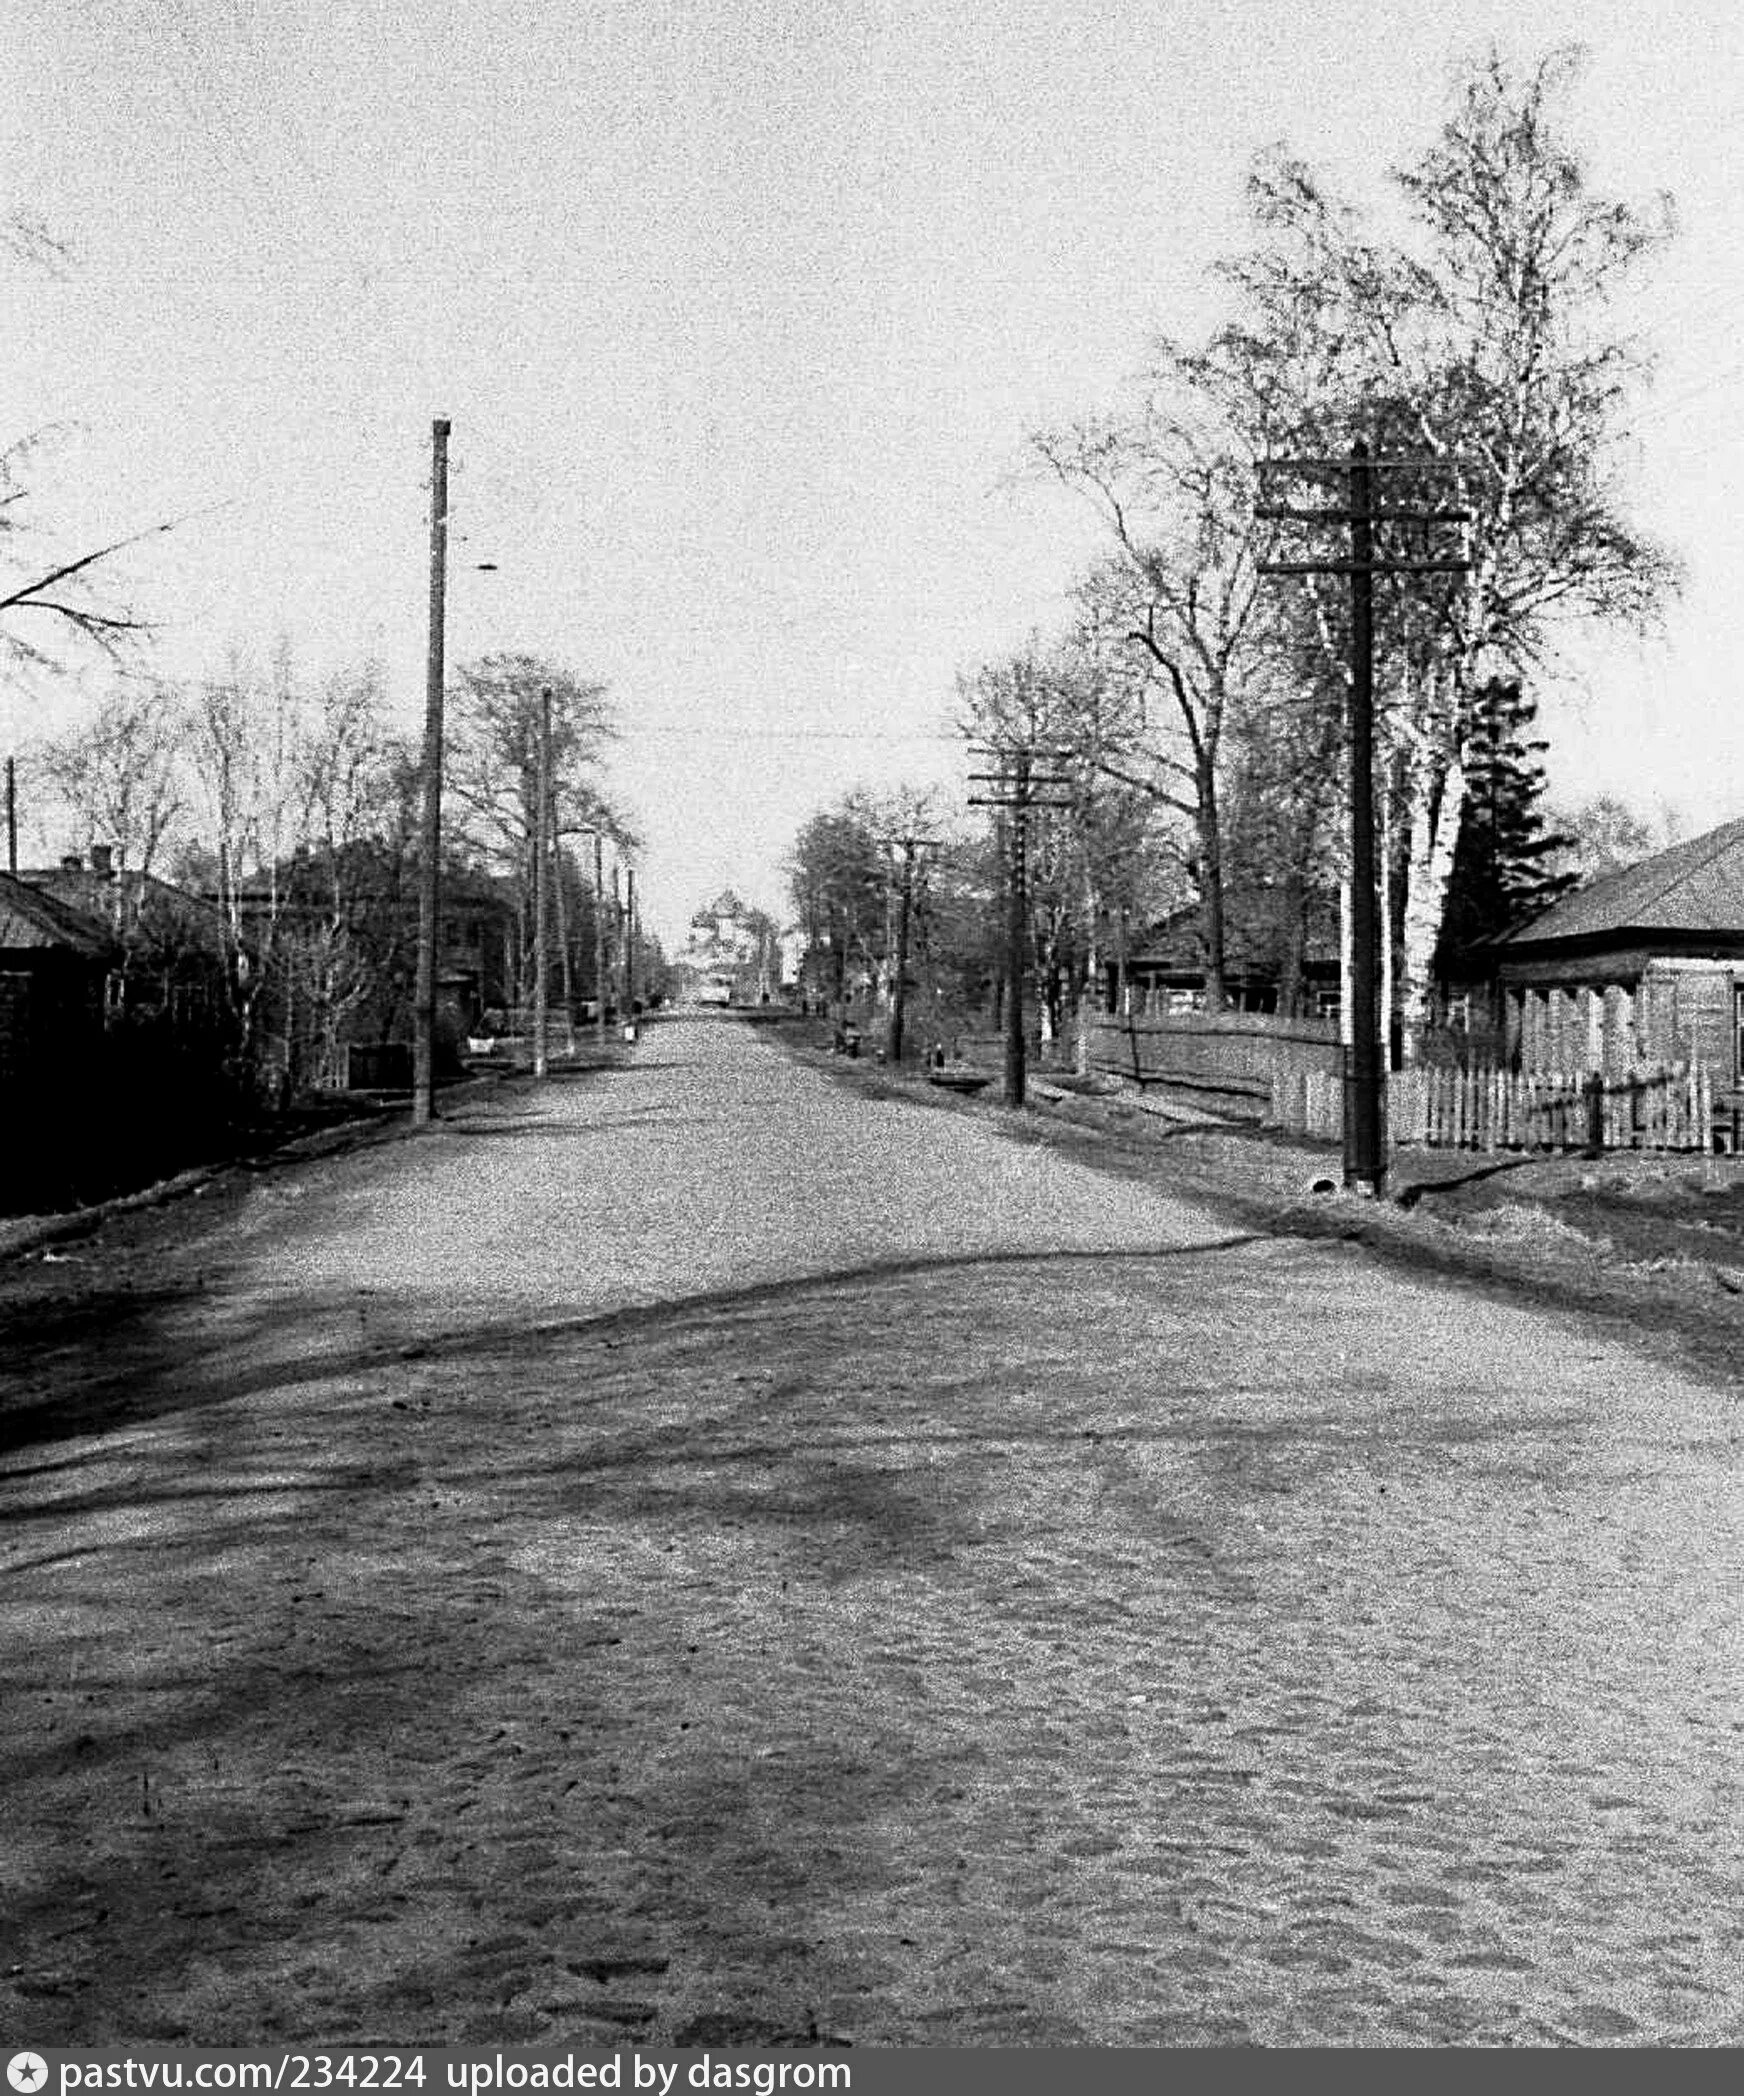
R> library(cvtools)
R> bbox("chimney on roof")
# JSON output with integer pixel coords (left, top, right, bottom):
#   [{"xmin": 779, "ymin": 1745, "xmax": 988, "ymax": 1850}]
[{"xmin": 89, "ymin": 843, "xmax": 114, "ymax": 878}]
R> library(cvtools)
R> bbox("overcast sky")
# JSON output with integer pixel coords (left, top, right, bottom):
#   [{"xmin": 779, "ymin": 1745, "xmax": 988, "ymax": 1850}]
[{"xmin": 6, "ymin": 0, "xmax": 1743, "ymax": 943}]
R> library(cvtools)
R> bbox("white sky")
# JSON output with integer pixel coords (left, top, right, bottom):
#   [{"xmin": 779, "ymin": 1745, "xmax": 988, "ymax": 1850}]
[{"xmin": 5, "ymin": 0, "xmax": 1743, "ymax": 944}]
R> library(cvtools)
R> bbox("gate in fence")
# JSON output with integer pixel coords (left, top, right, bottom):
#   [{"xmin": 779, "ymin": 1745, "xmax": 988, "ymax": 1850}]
[{"xmin": 1270, "ymin": 1061, "xmax": 1716, "ymax": 1155}]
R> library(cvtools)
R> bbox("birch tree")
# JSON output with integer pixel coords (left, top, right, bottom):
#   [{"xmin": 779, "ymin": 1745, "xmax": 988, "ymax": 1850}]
[
  {"xmin": 32, "ymin": 684, "xmax": 189, "ymax": 878},
  {"xmin": 1224, "ymin": 45, "xmax": 1679, "ymax": 1050}
]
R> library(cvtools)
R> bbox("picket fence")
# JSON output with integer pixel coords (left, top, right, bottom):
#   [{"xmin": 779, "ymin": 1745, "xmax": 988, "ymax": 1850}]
[{"xmin": 1271, "ymin": 1061, "xmax": 1715, "ymax": 1155}]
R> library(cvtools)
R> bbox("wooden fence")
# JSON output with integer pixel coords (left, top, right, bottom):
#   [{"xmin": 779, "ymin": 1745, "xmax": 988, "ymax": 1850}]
[
  {"xmin": 1271, "ymin": 1061, "xmax": 1715, "ymax": 1154},
  {"xmin": 1089, "ymin": 1013, "xmax": 1342, "ymax": 1099}
]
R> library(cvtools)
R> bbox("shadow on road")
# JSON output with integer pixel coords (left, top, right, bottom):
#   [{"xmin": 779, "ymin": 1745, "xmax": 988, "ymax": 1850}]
[
  {"xmin": 1393, "ymin": 1155, "xmax": 1543, "ymax": 1211},
  {"xmin": 1, "ymin": 1184, "xmax": 1714, "ymax": 2049},
  {"xmin": 0, "ymin": 1238, "xmax": 1279, "ymax": 1461}
]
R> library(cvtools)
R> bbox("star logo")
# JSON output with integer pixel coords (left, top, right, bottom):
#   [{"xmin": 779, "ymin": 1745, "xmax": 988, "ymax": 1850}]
[{"xmin": 8, "ymin": 2058, "xmax": 49, "ymax": 2095}]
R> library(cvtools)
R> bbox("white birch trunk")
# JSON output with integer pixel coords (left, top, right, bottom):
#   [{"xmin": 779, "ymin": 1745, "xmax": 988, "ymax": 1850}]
[
  {"xmin": 1398, "ymin": 753, "xmax": 1464, "ymax": 1068},
  {"xmin": 1339, "ymin": 866, "xmax": 1353, "ymax": 1049},
  {"xmin": 1379, "ymin": 781, "xmax": 1394, "ymax": 1074}
]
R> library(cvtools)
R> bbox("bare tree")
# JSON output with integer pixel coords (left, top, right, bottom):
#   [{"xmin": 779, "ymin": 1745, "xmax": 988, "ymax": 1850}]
[
  {"xmin": 444, "ymin": 653, "xmax": 626, "ymax": 1012},
  {"xmin": 1031, "ymin": 343, "xmax": 1290, "ymax": 1011},
  {"xmin": 0, "ymin": 436, "xmax": 173, "ymax": 675},
  {"xmin": 1540, "ymin": 793, "xmax": 1673, "ymax": 885},
  {"xmin": 31, "ymin": 684, "xmax": 189, "ymax": 877},
  {"xmin": 0, "ymin": 218, "xmax": 187, "ymax": 676},
  {"xmin": 956, "ymin": 633, "xmax": 1180, "ymax": 1041}
]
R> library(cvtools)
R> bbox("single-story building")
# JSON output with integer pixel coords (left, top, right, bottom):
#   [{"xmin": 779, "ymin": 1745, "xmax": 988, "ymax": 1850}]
[
  {"xmin": 0, "ymin": 873, "xmax": 122, "ymax": 1205},
  {"xmin": 1108, "ymin": 902, "xmax": 1340, "ymax": 1019},
  {"xmin": 1486, "ymin": 815, "xmax": 1744, "ymax": 1088},
  {"xmin": 22, "ymin": 848, "xmax": 234, "ymax": 1029},
  {"xmin": 0, "ymin": 872, "xmax": 119, "ymax": 1085}
]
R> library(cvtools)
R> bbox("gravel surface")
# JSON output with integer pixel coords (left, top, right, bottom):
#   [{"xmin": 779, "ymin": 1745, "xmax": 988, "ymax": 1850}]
[{"xmin": 2, "ymin": 1014, "xmax": 1741, "ymax": 2047}]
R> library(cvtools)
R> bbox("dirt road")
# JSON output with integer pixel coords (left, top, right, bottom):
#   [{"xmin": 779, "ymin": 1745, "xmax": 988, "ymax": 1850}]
[{"xmin": 2, "ymin": 1015, "xmax": 1740, "ymax": 2046}]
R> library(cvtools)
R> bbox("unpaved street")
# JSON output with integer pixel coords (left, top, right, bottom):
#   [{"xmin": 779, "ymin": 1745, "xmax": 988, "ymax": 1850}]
[{"xmin": 2, "ymin": 1014, "xmax": 1741, "ymax": 2047}]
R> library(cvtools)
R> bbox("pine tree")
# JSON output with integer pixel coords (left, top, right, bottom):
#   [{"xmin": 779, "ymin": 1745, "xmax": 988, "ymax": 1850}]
[{"xmin": 1436, "ymin": 678, "xmax": 1578, "ymax": 973}]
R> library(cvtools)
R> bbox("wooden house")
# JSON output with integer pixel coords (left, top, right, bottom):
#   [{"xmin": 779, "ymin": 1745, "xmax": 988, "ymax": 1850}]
[
  {"xmin": 1487, "ymin": 816, "xmax": 1744, "ymax": 1090},
  {"xmin": 0, "ymin": 872, "xmax": 119, "ymax": 1087},
  {"xmin": 22, "ymin": 850, "xmax": 233, "ymax": 1027},
  {"xmin": 1109, "ymin": 901, "xmax": 1340, "ymax": 1020},
  {"xmin": 0, "ymin": 874, "xmax": 121, "ymax": 1203}
]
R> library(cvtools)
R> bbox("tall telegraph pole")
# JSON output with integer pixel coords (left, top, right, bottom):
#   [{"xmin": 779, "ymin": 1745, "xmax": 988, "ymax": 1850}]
[
  {"xmin": 623, "ymin": 866, "xmax": 637, "ymax": 1038},
  {"xmin": 887, "ymin": 835, "xmax": 938, "ymax": 1067},
  {"xmin": 412, "ymin": 416, "xmax": 451, "ymax": 1128},
  {"xmin": 532, "ymin": 683, "xmax": 552, "ymax": 1079},
  {"xmin": 592, "ymin": 830, "xmax": 608, "ymax": 1050},
  {"xmin": 1257, "ymin": 441, "xmax": 1469, "ymax": 1196},
  {"xmin": 970, "ymin": 746, "xmax": 1072, "ymax": 1108}
]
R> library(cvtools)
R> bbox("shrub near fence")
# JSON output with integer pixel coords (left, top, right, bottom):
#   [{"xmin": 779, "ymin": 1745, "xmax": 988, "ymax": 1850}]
[{"xmin": 1272, "ymin": 1061, "xmax": 1714, "ymax": 1154}]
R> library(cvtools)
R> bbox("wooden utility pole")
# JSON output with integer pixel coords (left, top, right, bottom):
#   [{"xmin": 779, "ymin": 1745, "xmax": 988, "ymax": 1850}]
[
  {"xmin": 532, "ymin": 683, "xmax": 552, "ymax": 1079},
  {"xmin": 970, "ymin": 746, "xmax": 1072, "ymax": 1108},
  {"xmin": 1003, "ymin": 751, "xmax": 1030, "ymax": 1106},
  {"xmin": 412, "ymin": 416, "xmax": 451, "ymax": 1128},
  {"xmin": 1344, "ymin": 445, "xmax": 1382, "ymax": 1194},
  {"xmin": 5, "ymin": 756, "xmax": 17, "ymax": 875},
  {"xmin": 611, "ymin": 858, "xmax": 623, "ymax": 1027},
  {"xmin": 1257, "ymin": 442, "xmax": 1469, "ymax": 1196},
  {"xmin": 887, "ymin": 836, "xmax": 938, "ymax": 1067},
  {"xmin": 592, "ymin": 830, "xmax": 608, "ymax": 1049},
  {"xmin": 623, "ymin": 866, "xmax": 637, "ymax": 1037}
]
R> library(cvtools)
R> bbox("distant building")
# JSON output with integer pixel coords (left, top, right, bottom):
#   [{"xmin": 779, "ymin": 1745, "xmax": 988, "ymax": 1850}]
[
  {"xmin": 675, "ymin": 889, "xmax": 779, "ymax": 1006},
  {"xmin": 1108, "ymin": 899, "xmax": 1341, "ymax": 1020},
  {"xmin": 215, "ymin": 858, "xmax": 518, "ymax": 1078}
]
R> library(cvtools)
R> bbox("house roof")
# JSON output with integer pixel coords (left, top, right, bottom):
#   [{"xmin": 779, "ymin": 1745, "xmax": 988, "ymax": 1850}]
[
  {"xmin": 22, "ymin": 866, "xmax": 227, "ymax": 942},
  {"xmin": 0, "ymin": 873, "xmax": 118, "ymax": 959},
  {"xmin": 1495, "ymin": 815, "xmax": 1744, "ymax": 948},
  {"xmin": 1128, "ymin": 900, "xmax": 1339, "ymax": 976}
]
